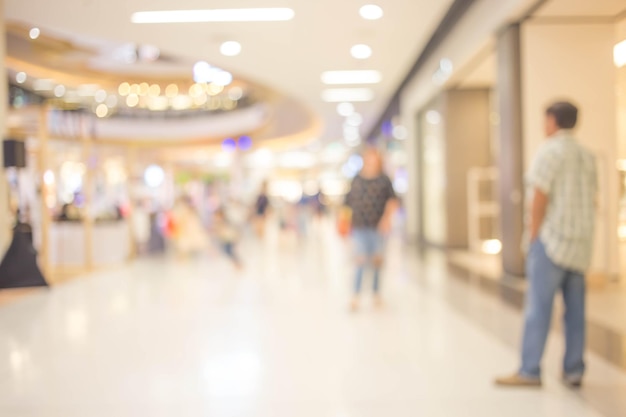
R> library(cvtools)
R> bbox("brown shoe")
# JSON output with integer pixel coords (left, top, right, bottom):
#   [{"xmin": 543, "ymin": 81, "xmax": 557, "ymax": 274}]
[{"xmin": 495, "ymin": 373, "xmax": 542, "ymax": 387}]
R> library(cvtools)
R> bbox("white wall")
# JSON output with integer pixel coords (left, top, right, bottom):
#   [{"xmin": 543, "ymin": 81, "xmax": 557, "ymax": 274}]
[
  {"xmin": 400, "ymin": 0, "xmax": 537, "ymax": 240},
  {"xmin": 521, "ymin": 22, "xmax": 619, "ymax": 276}
]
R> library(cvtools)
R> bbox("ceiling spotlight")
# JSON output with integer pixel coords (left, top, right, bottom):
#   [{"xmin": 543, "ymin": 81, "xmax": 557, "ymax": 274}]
[
  {"xmin": 15, "ymin": 72, "xmax": 27, "ymax": 84},
  {"xmin": 351, "ymin": 44, "xmax": 372, "ymax": 59},
  {"xmin": 220, "ymin": 41, "xmax": 242, "ymax": 56},
  {"xmin": 359, "ymin": 5, "xmax": 383, "ymax": 20},
  {"xmin": 29, "ymin": 27, "xmax": 41, "ymax": 40},
  {"xmin": 321, "ymin": 70, "xmax": 381, "ymax": 85},
  {"xmin": 337, "ymin": 102, "xmax": 355, "ymax": 117}
]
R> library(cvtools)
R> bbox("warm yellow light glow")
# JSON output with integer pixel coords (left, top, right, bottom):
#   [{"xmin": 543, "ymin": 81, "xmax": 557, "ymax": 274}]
[
  {"xmin": 149, "ymin": 84, "xmax": 161, "ymax": 97},
  {"xmin": 130, "ymin": 84, "xmax": 141, "ymax": 95},
  {"xmin": 139, "ymin": 82, "xmax": 150, "ymax": 96},
  {"xmin": 165, "ymin": 84, "xmax": 179, "ymax": 98},
  {"xmin": 148, "ymin": 96, "xmax": 169, "ymax": 111},
  {"xmin": 189, "ymin": 83, "xmax": 204, "ymax": 98},
  {"xmin": 96, "ymin": 104, "xmax": 109, "ymax": 118},
  {"xmin": 207, "ymin": 83, "xmax": 224, "ymax": 96},
  {"xmin": 126, "ymin": 94, "xmax": 140, "ymax": 107},
  {"xmin": 481, "ymin": 239, "xmax": 502, "ymax": 255},
  {"xmin": 193, "ymin": 94, "xmax": 208, "ymax": 106},
  {"xmin": 118, "ymin": 82, "xmax": 131, "ymax": 96}
]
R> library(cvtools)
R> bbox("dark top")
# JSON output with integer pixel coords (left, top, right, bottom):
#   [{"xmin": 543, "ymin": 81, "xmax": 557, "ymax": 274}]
[
  {"xmin": 255, "ymin": 194, "xmax": 269, "ymax": 216},
  {"xmin": 345, "ymin": 174, "xmax": 395, "ymax": 229}
]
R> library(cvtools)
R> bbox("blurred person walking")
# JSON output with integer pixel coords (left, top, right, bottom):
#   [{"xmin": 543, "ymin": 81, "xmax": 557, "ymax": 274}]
[
  {"xmin": 253, "ymin": 181, "xmax": 270, "ymax": 238},
  {"xmin": 496, "ymin": 101, "xmax": 597, "ymax": 388},
  {"xmin": 345, "ymin": 148, "xmax": 398, "ymax": 311},
  {"xmin": 169, "ymin": 196, "xmax": 208, "ymax": 259},
  {"xmin": 212, "ymin": 207, "xmax": 242, "ymax": 269}
]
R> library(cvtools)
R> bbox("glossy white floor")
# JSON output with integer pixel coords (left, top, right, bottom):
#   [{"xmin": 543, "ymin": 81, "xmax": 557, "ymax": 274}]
[{"xmin": 0, "ymin": 219, "xmax": 624, "ymax": 416}]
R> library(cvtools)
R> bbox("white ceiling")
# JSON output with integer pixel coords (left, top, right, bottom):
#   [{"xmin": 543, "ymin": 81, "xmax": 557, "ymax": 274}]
[
  {"xmin": 536, "ymin": 0, "xmax": 626, "ymax": 18},
  {"xmin": 5, "ymin": 0, "xmax": 455, "ymax": 144}
]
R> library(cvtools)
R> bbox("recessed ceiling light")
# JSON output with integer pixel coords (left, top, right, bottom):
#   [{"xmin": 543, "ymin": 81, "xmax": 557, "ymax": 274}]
[
  {"xmin": 322, "ymin": 88, "xmax": 374, "ymax": 102},
  {"xmin": 321, "ymin": 70, "xmax": 381, "ymax": 85},
  {"xmin": 29, "ymin": 27, "xmax": 40, "ymax": 40},
  {"xmin": 360, "ymin": 5, "xmax": 383, "ymax": 20},
  {"xmin": 337, "ymin": 102, "xmax": 355, "ymax": 116},
  {"xmin": 351, "ymin": 44, "xmax": 372, "ymax": 59},
  {"xmin": 615, "ymin": 39, "xmax": 626, "ymax": 68},
  {"xmin": 15, "ymin": 72, "xmax": 27, "ymax": 84},
  {"xmin": 131, "ymin": 8, "xmax": 295, "ymax": 24},
  {"xmin": 220, "ymin": 41, "xmax": 242, "ymax": 56}
]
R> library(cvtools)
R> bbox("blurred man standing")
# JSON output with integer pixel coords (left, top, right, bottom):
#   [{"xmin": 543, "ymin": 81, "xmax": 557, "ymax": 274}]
[
  {"xmin": 345, "ymin": 148, "xmax": 397, "ymax": 311},
  {"xmin": 496, "ymin": 101, "xmax": 597, "ymax": 388}
]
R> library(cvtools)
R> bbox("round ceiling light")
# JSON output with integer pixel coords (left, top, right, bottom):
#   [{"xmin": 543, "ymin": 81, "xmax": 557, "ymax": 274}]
[
  {"xmin": 220, "ymin": 41, "xmax": 242, "ymax": 57},
  {"xmin": 29, "ymin": 27, "xmax": 41, "ymax": 40},
  {"xmin": 144, "ymin": 165, "xmax": 165, "ymax": 188},
  {"xmin": 337, "ymin": 102, "xmax": 355, "ymax": 117},
  {"xmin": 15, "ymin": 72, "xmax": 27, "ymax": 84},
  {"xmin": 351, "ymin": 44, "xmax": 372, "ymax": 59},
  {"xmin": 359, "ymin": 5, "xmax": 383, "ymax": 20}
]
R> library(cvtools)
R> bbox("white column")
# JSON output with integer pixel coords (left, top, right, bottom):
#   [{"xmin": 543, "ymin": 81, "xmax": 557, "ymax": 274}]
[{"xmin": 0, "ymin": 0, "xmax": 10, "ymax": 254}]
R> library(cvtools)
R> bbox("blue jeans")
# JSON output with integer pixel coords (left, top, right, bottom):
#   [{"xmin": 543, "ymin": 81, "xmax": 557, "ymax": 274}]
[
  {"xmin": 520, "ymin": 239, "xmax": 586, "ymax": 379},
  {"xmin": 352, "ymin": 228, "xmax": 385, "ymax": 294}
]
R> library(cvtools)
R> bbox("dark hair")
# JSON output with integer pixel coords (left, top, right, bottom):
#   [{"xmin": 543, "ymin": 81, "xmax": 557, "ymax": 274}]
[{"xmin": 546, "ymin": 101, "xmax": 578, "ymax": 129}]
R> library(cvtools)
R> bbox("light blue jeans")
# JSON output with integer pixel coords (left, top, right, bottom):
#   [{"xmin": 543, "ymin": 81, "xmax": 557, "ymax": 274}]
[
  {"xmin": 520, "ymin": 239, "xmax": 586, "ymax": 379},
  {"xmin": 352, "ymin": 228, "xmax": 385, "ymax": 294}
]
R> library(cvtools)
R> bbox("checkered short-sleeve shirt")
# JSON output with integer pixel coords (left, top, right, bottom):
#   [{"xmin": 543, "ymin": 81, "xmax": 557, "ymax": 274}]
[{"xmin": 525, "ymin": 131, "xmax": 598, "ymax": 273}]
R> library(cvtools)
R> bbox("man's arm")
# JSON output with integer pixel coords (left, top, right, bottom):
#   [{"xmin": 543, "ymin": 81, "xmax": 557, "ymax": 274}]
[{"xmin": 529, "ymin": 188, "xmax": 549, "ymax": 242}]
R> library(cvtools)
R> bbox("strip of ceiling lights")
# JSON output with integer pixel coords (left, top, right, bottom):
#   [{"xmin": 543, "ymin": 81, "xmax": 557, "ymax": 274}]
[{"xmin": 131, "ymin": 8, "xmax": 295, "ymax": 23}]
